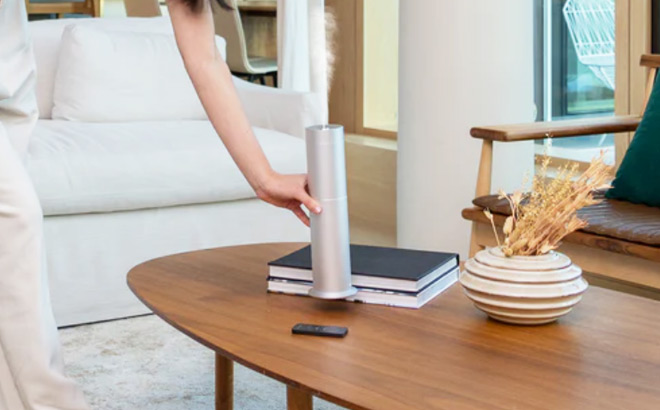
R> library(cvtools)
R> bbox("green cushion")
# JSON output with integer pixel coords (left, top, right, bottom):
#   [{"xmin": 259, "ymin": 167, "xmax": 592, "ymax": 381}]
[{"xmin": 606, "ymin": 73, "xmax": 660, "ymax": 207}]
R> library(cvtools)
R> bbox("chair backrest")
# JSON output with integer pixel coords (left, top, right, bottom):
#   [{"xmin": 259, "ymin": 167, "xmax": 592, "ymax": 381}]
[
  {"xmin": 124, "ymin": 0, "xmax": 162, "ymax": 17},
  {"xmin": 24, "ymin": 0, "xmax": 101, "ymax": 17},
  {"xmin": 211, "ymin": 0, "xmax": 251, "ymax": 73}
]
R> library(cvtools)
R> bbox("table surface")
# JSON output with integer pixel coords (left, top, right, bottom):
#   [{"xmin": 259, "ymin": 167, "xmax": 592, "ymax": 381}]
[{"xmin": 127, "ymin": 243, "xmax": 660, "ymax": 410}]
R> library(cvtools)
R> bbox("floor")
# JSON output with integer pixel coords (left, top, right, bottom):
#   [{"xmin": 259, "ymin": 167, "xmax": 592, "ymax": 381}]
[{"xmin": 60, "ymin": 315, "xmax": 344, "ymax": 410}]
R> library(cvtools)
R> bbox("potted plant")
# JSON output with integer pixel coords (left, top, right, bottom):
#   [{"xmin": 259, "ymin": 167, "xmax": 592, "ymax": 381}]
[{"xmin": 459, "ymin": 152, "xmax": 612, "ymax": 325}]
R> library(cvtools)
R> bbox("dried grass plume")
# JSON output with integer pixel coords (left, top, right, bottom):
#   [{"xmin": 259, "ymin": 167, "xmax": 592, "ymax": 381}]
[{"xmin": 485, "ymin": 150, "xmax": 613, "ymax": 257}]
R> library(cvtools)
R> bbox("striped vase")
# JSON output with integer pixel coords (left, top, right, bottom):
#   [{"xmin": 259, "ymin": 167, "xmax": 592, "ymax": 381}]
[{"xmin": 459, "ymin": 248, "xmax": 588, "ymax": 325}]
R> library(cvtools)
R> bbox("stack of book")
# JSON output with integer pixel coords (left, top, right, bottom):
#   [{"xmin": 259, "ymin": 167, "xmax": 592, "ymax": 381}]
[{"xmin": 267, "ymin": 244, "xmax": 459, "ymax": 309}]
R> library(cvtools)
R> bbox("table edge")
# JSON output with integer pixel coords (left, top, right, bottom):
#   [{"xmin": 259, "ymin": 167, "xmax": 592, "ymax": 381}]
[{"xmin": 126, "ymin": 243, "xmax": 373, "ymax": 410}]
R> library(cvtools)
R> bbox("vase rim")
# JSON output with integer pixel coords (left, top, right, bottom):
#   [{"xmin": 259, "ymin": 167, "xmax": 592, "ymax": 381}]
[
  {"xmin": 488, "ymin": 247, "xmax": 556, "ymax": 260},
  {"xmin": 476, "ymin": 247, "xmax": 574, "ymax": 271},
  {"xmin": 464, "ymin": 258, "xmax": 583, "ymax": 283}
]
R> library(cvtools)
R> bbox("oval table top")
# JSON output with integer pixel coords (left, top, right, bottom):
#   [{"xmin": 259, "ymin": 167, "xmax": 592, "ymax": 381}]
[{"xmin": 127, "ymin": 242, "xmax": 660, "ymax": 410}]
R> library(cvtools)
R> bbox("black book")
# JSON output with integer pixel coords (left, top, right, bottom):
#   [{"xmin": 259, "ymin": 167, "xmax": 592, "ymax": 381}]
[{"xmin": 268, "ymin": 244, "xmax": 459, "ymax": 292}]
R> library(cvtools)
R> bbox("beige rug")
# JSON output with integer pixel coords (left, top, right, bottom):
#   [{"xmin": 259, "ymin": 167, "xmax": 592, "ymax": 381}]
[{"xmin": 60, "ymin": 315, "xmax": 344, "ymax": 410}]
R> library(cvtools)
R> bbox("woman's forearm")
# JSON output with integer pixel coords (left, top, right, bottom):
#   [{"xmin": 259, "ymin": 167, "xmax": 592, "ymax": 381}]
[
  {"xmin": 168, "ymin": 0, "xmax": 274, "ymax": 192},
  {"xmin": 167, "ymin": 0, "xmax": 321, "ymax": 225},
  {"xmin": 187, "ymin": 51, "xmax": 275, "ymax": 191}
]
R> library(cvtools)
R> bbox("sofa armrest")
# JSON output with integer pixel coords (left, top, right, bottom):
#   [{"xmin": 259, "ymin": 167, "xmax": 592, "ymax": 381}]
[
  {"xmin": 234, "ymin": 77, "xmax": 324, "ymax": 139},
  {"xmin": 470, "ymin": 115, "xmax": 641, "ymax": 142}
]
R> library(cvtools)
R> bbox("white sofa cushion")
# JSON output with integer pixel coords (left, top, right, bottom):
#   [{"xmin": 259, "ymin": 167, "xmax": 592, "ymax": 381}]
[
  {"xmin": 30, "ymin": 17, "xmax": 183, "ymax": 119},
  {"xmin": 51, "ymin": 23, "xmax": 226, "ymax": 121},
  {"xmin": 27, "ymin": 120, "xmax": 306, "ymax": 216}
]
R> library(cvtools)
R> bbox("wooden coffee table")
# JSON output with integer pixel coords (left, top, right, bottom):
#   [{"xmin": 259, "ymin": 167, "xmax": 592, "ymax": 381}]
[{"xmin": 127, "ymin": 243, "xmax": 660, "ymax": 410}]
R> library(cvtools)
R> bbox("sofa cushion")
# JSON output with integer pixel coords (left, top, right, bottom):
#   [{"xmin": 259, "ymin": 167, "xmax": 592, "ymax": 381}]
[
  {"xmin": 29, "ymin": 17, "xmax": 186, "ymax": 119},
  {"xmin": 472, "ymin": 192, "xmax": 660, "ymax": 247},
  {"xmin": 606, "ymin": 72, "xmax": 660, "ymax": 207},
  {"xmin": 52, "ymin": 24, "xmax": 226, "ymax": 122},
  {"xmin": 27, "ymin": 120, "xmax": 306, "ymax": 216}
]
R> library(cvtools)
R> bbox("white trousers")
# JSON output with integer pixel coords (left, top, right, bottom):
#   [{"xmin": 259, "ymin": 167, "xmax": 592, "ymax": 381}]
[{"xmin": 0, "ymin": 1, "xmax": 88, "ymax": 409}]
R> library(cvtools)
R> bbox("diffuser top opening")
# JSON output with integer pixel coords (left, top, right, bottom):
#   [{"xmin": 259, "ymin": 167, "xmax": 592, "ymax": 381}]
[{"xmin": 307, "ymin": 124, "xmax": 343, "ymax": 131}]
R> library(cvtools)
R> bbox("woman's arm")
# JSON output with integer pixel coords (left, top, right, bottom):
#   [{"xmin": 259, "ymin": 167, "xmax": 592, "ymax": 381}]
[{"xmin": 167, "ymin": 0, "xmax": 321, "ymax": 225}]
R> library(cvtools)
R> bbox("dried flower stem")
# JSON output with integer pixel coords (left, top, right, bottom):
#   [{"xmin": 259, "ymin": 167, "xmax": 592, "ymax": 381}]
[
  {"xmin": 492, "ymin": 149, "xmax": 612, "ymax": 257},
  {"xmin": 483, "ymin": 209, "xmax": 502, "ymax": 248}
]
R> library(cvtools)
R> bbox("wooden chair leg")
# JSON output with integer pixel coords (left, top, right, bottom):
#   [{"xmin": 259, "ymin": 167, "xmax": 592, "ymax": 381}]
[
  {"xmin": 469, "ymin": 223, "xmax": 484, "ymax": 258},
  {"xmin": 470, "ymin": 139, "xmax": 493, "ymax": 258},
  {"xmin": 287, "ymin": 385, "xmax": 312, "ymax": 410},
  {"xmin": 215, "ymin": 354, "xmax": 233, "ymax": 410},
  {"xmin": 258, "ymin": 75, "xmax": 266, "ymax": 85},
  {"xmin": 273, "ymin": 72, "xmax": 278, "ymax": 88},
  {"xmin": 92, "ymin": 0, "xmax": 103, "ymax": 17},
  {"xmin": 475, "ymin": 140, "xmax": 493, "ymax": 197}
]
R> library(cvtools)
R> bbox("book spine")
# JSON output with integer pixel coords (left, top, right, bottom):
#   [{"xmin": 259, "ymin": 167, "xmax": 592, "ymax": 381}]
[{"xmin": 267, "ymin": 281, "xmax": 420, "ymax": 309}]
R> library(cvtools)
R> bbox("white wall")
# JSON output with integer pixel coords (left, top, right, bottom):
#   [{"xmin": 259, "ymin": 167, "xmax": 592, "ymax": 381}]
[{"xmin": 398, "ymin": 0, "xmax": 535, "ymax": 259}]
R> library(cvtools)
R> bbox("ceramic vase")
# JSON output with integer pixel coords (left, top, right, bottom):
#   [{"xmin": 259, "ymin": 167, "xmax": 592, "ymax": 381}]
[{"xmin": 459, "ymin": 248, "xmax": 588, "ymax": 325}]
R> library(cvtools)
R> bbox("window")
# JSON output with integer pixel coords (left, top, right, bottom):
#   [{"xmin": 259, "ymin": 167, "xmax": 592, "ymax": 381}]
[
  {"xmin": 535, "ymin": 0, "xmax": 616, "ymax": 165},
  {"xmin": 361, "ymin": 0, "xmax": 399, "ymax": 137}
]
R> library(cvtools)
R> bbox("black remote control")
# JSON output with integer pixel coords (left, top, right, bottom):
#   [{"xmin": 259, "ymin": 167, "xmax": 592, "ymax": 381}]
[{"xmin": 292, "ymin": 323, "xmax": 348, "ymax": 338}]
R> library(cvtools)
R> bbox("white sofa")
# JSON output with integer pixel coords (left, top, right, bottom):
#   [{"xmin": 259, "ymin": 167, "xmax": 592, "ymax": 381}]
[{"xmin": 28, "ymin": 17, "xmax": 320, "ymax": 326}]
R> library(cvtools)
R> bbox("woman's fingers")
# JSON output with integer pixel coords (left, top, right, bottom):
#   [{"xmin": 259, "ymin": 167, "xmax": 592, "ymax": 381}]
[
  {"xmin": 295, "ymin": 174, "xmax": 322, "ymax": 215},
  {"xmin": 254, "ymin": 173, "xmax": 320, "ymax": 226},
  {"xmin": 297, "ymin": 190, "xmax": 322, "ymax": 215},
  {"xmin": 291, "ymin": 205, "xmax": 311, "ymax": 227}
]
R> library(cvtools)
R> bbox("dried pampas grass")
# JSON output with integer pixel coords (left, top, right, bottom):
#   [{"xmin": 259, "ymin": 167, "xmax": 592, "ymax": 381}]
[{"xmin": 485, "ymin": 150, "xmax": 613, "ymax": 257}]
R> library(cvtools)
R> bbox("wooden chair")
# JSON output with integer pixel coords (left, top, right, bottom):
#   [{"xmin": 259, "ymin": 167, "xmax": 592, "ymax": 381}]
[
  {"xmin": 463, "ymin": 54, "xmax": 660, "ymax": 299},
  {"xmin": 211, "ymin": 0, "xmax": 278, "ymax": 86},
  {"xmin": 24, "ymin": 0, "xmax": 103, "ymax": 18},
  {"xmin": 124, "ymin": 0, "xmax": 277, "ymax": 86}
]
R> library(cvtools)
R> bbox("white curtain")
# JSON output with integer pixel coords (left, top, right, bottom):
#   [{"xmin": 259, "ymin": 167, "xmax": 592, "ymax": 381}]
[{"xmin": 277, "ymin": 0, "xmax": 328, "ymax": 123}]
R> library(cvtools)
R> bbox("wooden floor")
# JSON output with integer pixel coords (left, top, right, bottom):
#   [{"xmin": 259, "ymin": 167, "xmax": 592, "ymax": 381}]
[{"xmin": 346, "ymin": 134, "xmax": 397, "ymax": 247}]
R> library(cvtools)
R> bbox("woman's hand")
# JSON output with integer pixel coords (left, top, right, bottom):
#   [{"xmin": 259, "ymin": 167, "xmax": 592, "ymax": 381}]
[{"xmin": 255, "ymin": 172, "xmax": 322, "ymax": 227}]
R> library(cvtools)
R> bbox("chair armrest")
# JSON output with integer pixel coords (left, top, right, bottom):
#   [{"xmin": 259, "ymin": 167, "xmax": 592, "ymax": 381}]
[
  {"xmin": 234, "ymin": 77, "xmax": 325, "ymax": 139},
  {"xmin": 470, "ymin": 115, "xmax": 641, "ymax": 142}
]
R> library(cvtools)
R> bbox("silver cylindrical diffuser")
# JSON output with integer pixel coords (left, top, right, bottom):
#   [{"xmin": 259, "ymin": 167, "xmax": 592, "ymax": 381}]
[{"xmin": 306, "ymin": 124, "xmax": 357, "ymax": 299}]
